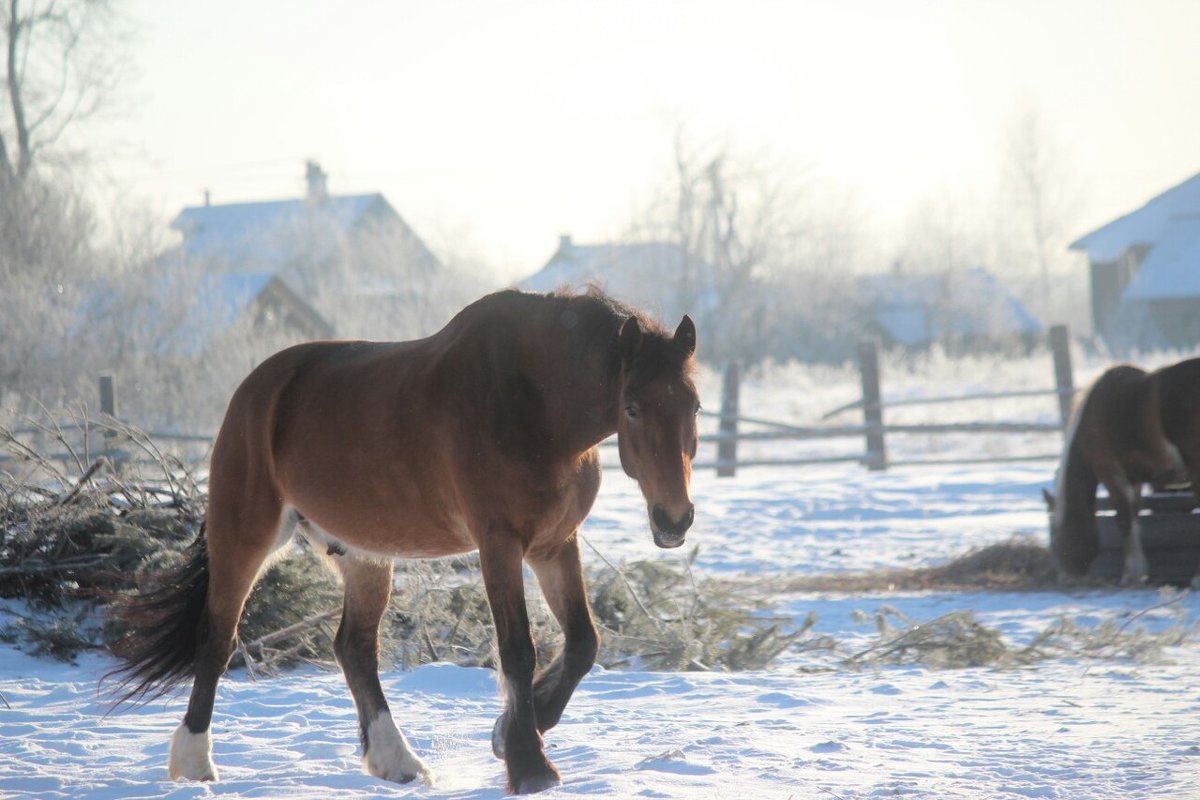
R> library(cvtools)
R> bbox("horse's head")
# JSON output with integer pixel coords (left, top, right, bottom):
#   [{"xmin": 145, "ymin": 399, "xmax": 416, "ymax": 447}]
[{"xmin": 616, "ymin": 314, "xmax": 700, "ymax": 549}]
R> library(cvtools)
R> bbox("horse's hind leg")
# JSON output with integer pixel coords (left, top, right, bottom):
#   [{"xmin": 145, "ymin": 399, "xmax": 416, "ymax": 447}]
[
  {"xmin": 493, "ymin": 534, "xmax": 598, "ymax": 756},
  {"xmin": 333, "ymin": 556, "xmax": 432, "ymax": 785},
  {"xmin": 1184, "ymin": 460, "xmax": 1200, "ymax": 589},
  {"xmin": 169, "ymin": 501, "xmax": 293, "ymax": 780}
]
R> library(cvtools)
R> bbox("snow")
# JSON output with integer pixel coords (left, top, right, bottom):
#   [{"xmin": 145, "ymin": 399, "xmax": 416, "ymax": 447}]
[{"xmin": 5, "ymin": 360, "xmax": 1200, "ymax": 799}]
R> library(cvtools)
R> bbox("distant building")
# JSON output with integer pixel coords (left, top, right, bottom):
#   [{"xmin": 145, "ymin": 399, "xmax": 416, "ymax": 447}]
[
  {"xmin": 81, "ymin": 271, "xmax": 332, "ymax": 361},
  {"xmin": 153, "ymin": 274, "xmax": 333, "ymax": 355},
  {"xmin": 146, "ymin": 162, "xmax": 455, "ymax": 346},
  {"xmin": 1069, "ymin": 171, "xmax": 1200, "ymax": 351},
  {"xmin": 165, "ymin": 161, "xmax": 442, "ymax": 305},
  {"xmin": 860, "ymin": 267, "xmax": 1042, "ymax": 353},
  {"xmin": 519, "ymin": 234, "xmax": 717, "ymax": 325}
]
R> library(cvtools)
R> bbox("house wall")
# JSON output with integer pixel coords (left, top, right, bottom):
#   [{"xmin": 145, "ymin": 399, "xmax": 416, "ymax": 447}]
[
  {"xmin": 1145, "ymin": 298, "xmax": 1200, "ymax": 350},
  {"xmin": 1090, "ymin": 245, "xmax": 1148, "ymax": 344}
]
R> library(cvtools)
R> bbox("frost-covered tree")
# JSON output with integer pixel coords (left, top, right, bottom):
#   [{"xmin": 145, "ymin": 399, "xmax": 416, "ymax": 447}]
[
  {"xmin": 0, "ymin": 0, "xmax": 129, "ymax": 409},
  {"xmin": 992, "ymin": 103, "xmax": 1084, "ymax": 329},
  {"xmin": 632, "ymin": 129, "xmax": 863, "ymax": 365}
]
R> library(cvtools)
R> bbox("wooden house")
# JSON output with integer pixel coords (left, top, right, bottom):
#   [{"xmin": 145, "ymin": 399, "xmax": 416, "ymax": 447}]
[
  {"xmin": 1069, "ymin": 171, "xmax": 1200, "ymax": 351},
  {"xmin": 161, "ymin": 161, "xmax": 445, "ymax": 339}
]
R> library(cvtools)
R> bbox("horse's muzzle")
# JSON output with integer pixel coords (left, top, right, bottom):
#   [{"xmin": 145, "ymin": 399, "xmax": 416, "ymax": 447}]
[{"xmin": 651, "ymin": 503, "xmax": 694, "ymax": 549}]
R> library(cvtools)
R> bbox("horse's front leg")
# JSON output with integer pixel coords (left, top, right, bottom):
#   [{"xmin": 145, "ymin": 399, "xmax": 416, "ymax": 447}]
[
  {"xmin": 493, "ymin": 533, "xmax": 598, "ymax": 751},
  {"xmin": 480, "ymin": 532, "xmax": 561, "ymax": 794},
  {"xmin": 1105, "ymin": 475, "xmax": 1148, "ymax": 585}
]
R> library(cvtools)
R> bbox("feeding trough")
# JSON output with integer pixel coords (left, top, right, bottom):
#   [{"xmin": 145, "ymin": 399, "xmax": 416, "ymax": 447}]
[{"xmin": 1048, "ymin": 491, "xmax": 1200, "ymax": 585}]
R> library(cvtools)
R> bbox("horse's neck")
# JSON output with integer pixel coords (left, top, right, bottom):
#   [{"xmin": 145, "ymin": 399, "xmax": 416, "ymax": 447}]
[{"xmin": 519, "ymin": 316, "xmax": 622, "ymax": 455}]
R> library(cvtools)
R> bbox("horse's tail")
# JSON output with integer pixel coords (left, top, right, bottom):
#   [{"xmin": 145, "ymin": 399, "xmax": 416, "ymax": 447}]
[{"xmin": 104, "ymin": 525, "xmax": 211, "ymax": 707}]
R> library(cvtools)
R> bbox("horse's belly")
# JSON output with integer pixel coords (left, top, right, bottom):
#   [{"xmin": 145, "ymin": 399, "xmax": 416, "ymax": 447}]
[{"xmin": 294, "ymin": 497, "xmax": 476, "ymax": 559}]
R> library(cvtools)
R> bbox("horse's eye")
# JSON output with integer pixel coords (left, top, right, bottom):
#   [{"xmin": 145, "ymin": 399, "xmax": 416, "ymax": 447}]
[
  {"xmin": 694, "ymin": 402, "xmax": 702, "ymax": 416},
  {"xmin": 624, "ymin": 403, "xmax": 640, "ymax": 420}
]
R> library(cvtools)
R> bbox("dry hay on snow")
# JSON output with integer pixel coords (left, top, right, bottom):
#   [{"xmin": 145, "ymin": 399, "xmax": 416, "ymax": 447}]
[{"xmin": 767, "ymin": 538, "xmax": 1060, "ymax": 594}]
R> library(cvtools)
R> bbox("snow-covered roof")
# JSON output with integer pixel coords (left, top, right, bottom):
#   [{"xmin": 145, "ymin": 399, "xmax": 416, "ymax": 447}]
[
  {"xmin": 170, "ymin": 194, "xmax": 389, "ymax": 270},
  {"xmin": 81, "ymin": 272, "xmax": 331, "ymax": 357},
  {"xmin": 518, "ymin": 237, "xmax": 718, "ymax": 323},
  {"xmin": 1120, "ymin": 215, "xmax": 1200, "ymax": 301},
  {"xmin": 1069, "ymin": 171, "xmax": 1200, "ymax": 263}
]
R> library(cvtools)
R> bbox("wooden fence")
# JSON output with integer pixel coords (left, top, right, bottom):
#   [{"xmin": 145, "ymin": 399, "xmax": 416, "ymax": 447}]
[
  {"xmin": 704, "ymin": 323, "xmax": 1075, "ymax": 477},
  {"xmin": 3, "ymin": 324, "xmax": 1077, "ymax": 479}
]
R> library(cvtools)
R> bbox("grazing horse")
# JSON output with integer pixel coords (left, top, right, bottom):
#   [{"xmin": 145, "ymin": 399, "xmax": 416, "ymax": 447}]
[
  {"xmin": 1046, "ymin": 357, "xmax": 1200, "ymax": 584},
  {"xmin": 108, "ymin": 288, "xmax": 700, "ymax": 794}
]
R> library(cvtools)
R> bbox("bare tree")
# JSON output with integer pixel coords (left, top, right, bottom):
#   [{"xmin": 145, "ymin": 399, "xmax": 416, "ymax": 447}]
[
  {"xmin": 995, "ymin": 103, "xmax": 1082, "ymax": 326},
  {"xmin": 0, "ymin": 1, "xmax": 129, "ymax": 408},
  {"xmin": 633, "ymin": 129, "xmax": 863, "ymax": 365},
  {"xmin": 0, "ymin": 0, "xmax": 124, "ymax": 187}
]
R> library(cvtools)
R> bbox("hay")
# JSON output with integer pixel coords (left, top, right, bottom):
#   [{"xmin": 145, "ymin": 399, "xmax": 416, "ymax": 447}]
[{"xmin": 773, "ymin": 538, "xmax": 1060, "ymax": 594}]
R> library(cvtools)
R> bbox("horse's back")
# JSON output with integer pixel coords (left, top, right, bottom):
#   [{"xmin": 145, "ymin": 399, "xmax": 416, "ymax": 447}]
[{"xmin": 1078, "ymin": 365, "xmax": 1149, "ymax": 446}]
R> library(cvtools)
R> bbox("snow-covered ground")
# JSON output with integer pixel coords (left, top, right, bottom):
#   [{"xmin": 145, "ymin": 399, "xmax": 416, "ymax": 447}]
[{"xmin": 4, "ymin": 352, "xmax": 1200, "ymax": 799}]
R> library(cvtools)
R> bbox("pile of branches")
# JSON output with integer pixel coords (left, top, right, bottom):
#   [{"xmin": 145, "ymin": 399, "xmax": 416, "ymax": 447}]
[
  {"xmin": 2, "ymin": 413, "xmax": 208, "ymax": 660},
  {"xmin": 840, "ymin": 590, "xmax": 1195, "ymax": 671},
  {"xmin": 241, "ymin": 544, "xmax": 813, "ymax": 675}
]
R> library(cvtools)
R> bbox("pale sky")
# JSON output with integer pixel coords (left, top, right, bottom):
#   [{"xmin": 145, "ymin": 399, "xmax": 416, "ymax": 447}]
[{"xmin": 96, "ymin": 0, "xmax": 1200, "ymax": 280}]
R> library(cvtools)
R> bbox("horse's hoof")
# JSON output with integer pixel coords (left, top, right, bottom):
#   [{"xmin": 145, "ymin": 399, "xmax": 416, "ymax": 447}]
[
  {"xmin": 370, "ymin": 759, "xmax": 435, "ymax": 787},
  {"xmin": 515, "ymin": 772, "xmax": 562, "ymax": 794},
  {"xmin": 491, "ymin": 712, "xmax": 509, "ymax": 760},
  {"xmin": 168, "ymin": 723, "xmax": 219, "ymax": 782},
  {"xmin": 510, "ymin": 758, "xmax": 562, "ymax": 795}
]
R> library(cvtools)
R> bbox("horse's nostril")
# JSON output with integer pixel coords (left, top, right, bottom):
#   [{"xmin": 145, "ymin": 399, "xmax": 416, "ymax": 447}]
[
  {"xmin": 652, "ymin": 504, "xmax": 694, "ymax": 535},
  {"xmin": 652, "ymin": 504, "xmax": 673, "ymax": 532}
]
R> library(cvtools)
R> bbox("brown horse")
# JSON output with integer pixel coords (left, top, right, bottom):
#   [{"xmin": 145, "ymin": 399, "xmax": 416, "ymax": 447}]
[
  {"xmin": 108, "ymin": 288, "xmax": 700, "ymax": 794},
  {"xmin": 1046, "ymin": 357, "xmax": 1200, "ymax": 584}
]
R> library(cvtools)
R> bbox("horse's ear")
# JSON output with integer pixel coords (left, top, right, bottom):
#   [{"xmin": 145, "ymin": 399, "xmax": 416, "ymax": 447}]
[
  {"xmin": 620, "ymin": 316, "xmax": 643, "ymax": 364},
  {"xmin": 1041, "ymin": 488, "xmax": 1055, "ymax": 511},
  {"xmin": 674, "ymin": 315, "xmax": 696, "ymax": 357}
]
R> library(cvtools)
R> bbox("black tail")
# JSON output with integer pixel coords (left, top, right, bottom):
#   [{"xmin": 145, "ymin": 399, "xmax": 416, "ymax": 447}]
[{"xmin": 103, "ymin": 529, "xmax": 211, "ymax": 707}]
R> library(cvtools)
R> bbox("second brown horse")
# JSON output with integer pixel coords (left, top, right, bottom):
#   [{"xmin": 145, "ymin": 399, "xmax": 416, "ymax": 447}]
[{"xmin": 1048, "ymin": 357, "xmax": 1200, "ymax": 584}]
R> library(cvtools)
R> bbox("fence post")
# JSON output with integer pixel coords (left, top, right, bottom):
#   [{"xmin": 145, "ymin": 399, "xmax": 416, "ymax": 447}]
[
  {"xmin": 717, "ymin": 362, "xmax": 740, "ymax": 478},
  {"xmin": 1049, "ymin": 324, "xmax": 1074, "ymax": 428},
  {"xmin": 98, "ymin": 375, "xmax": 120, "ymax": 456},
  {"xmin": 857, "ymin": 340, "xmax": 887, "ymax": 471}
]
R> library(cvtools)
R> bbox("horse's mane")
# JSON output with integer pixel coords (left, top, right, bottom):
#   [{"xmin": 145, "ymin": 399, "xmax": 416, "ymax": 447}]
[{"xmin": 541, "ymin": 285, "xmax": 696, "ymax": 388}]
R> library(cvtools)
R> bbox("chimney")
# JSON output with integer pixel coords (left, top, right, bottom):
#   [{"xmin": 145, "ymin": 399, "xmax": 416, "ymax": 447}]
[
  {"xmin": 558, "ymin": 233, "xmax": 572, "ymax": 253},
  {"xmin": 305, "ymin": 160, "xmax": 329, "ymax": 204}
]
